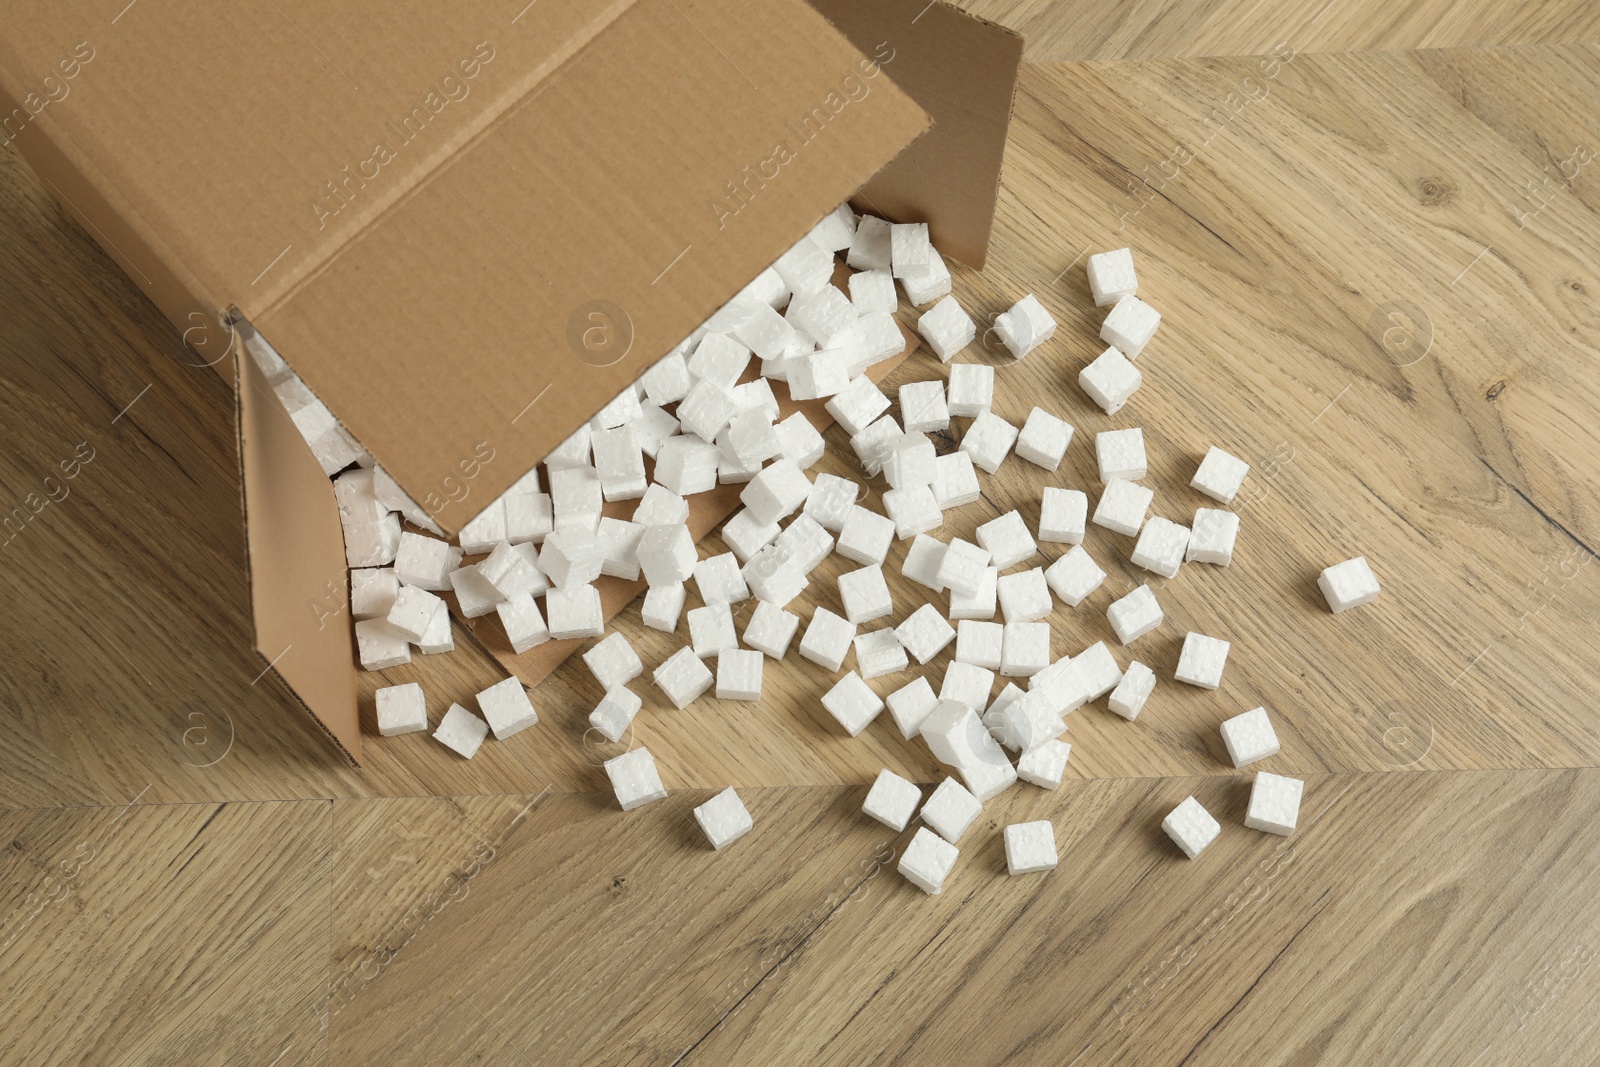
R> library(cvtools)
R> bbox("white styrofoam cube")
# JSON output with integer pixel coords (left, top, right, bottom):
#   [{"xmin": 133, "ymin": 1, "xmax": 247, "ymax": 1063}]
[
  {"xmin": 1086, "ymin": 247, "xmax": 1138, "ymax": 306},
  {"xmin": 694, "ymin": 552, "xmax": 750, "ymax": 606},
  {"xmin": 743, "ymin": 599, "xmax": 800, "ymax": 659},
  {"xmin": 653, "ymin": 645, "xmax": 715, "ymax": 708},
  {"xmin": 976, "ymin": 510, "xmax": 1036, "ymax": 570},
  {"xmin": 742, "ymin": 543, "xmax": 808, "ymax": 607},
  {"xmin": 688, "ymin": 602, "xmax": 738, "ymax": 659},
  {"xmin": 890, "ymin": 221, "xmax": 932, "ymax": 278},
  {"xmin": 594, "ymin": 517, "xmax": 643, "ymax": 582},
  {"xmin": 948, "ymin": 565, "xmax": 998, "ymax": 621},
  {"xmin": 417, "ymin": 602, "xmax": 453, "ymax": 655},
  {"xmin": 351, "ymin": 567, "xmax": 400, "ymax": 620},
  {"xmin": 721, "ymin": 507, "xmax": 781, "ymax": 564},
  {"xmin": 1318, "ymin": 557, "xmax": 1381, "ymax": 613},
  {"xmin": 799, "ymin": 607, "xmax": 856, "ymax": 672},
  {"xmin": 740, "ymin": 460, "xmax": 812, "ymax": 525},
  {"xmin": 854, "ymin": 627, "xmax": 908, "ymax": 680},
  {"xmin": 1175, "ymin": 632, "xmax": 1230, "ymax": 689},
  {"xmin": 386, "ymin": 584, "xmax": 443, "ymax": 642},
  {"xmin": 804, "ymin": 473, "xmax": 859, "ymax": 534},
  {"xmin": 946, "ymin": 362, "xmax": 993, "ymax": 417},
  {"xmin": 1092, "ymin": 478, "xmax": 1154, "ymax": 537},
  {"xmin": 496, "ymin": 591, "xmax": 549, "ymax": 654},
  {"xmin": 1245, "ymin": 772, "xmax": 1303, "ymax": 836},
  {"xmin": 854, "ymin": 309, "xmax": 909, "ymax": 368},
  {"xmin": 960, "ymin": 410, "xmax": 1018, "ymax": 474},
  {"xmin": 653, "ymin": 435, "xmax": 720, "ymax": 496},
  {"xmin": 837, "ymin": 564, "xmax": 893, "ymax": 625},
  {"xmin": 1038, "ymin": 488, "xmax": 1087, "ymax": 546},
  {"xmin": 862, "ymin": 769, "xmax": 922, "ymax": 831},
  {"xmin": 1101, "ymin": 294, "xmax": 1161, "ymax": 356},
  {"xmin": 641, "ymin": 581, "xmax": 686, "ymax": 632},
  {"xmin": 997, "ymin": 568, "xmax": 1052, "ymax": 623},
  {"xmin": 642, "ymin": 350, "xmax": 693, "ymax": 406},
  {"xmin": 930, "ymin": 538, "xmax": 986, "ymax": 598},
  {"xmin": 504, "ymin": 491, "xmax": 555, "ymax": 545},
  {"xmin": 821, "ymin": 671, "xmax": 883, "ymax": 735},
  {"xmin": 447, "ymin": 564, "xmax": 504, "ymax": 618},
  {"xmin": 789, "ymin": 287, "xmax": 856, "ymax": 348},
  {"xmin": 899, "ymin": 244, "xmax": 951, "ymax": 305},
  {"xmin": 1162, "ymin": 796, "xmax": 1220, "ymax": 859},
  {"xmin": 916, "ymin": 295, "xmax": 976, "ymax": 362},
  {"xmin": 773, "ymin": 514, "xmax": 834, "ymax": 574},
  {"xmin": 1192, "ymin": 446, "xmax": 1250, "ymax": 504},
  {"xmin": 716, "ymin": 648, "xmax": 764, "ymax": 701},
  {"xmin": 688, "ymin": 331, "xmax": 751, "ymax": 390},
  {"xmin": 476, "ymin": 677, "xmax": 538, "ymax": 741},
  {"xmin": 849, "ymin": 268, "xmax": 897, "ymax": 315},
  {"xmin": 1074, "ymin": 641, "xmax": 1122, "ymax": 700},
  {"xmin": 539, "ymin": 526, "xmax": 606, "ymax": 589},
  {"xmin": 811, "ymin": 203, "xmax": 856, "ymax": 252},
  {"xmin": 955, "ymin": 620, "xmax": 1004, "ymax": 670},
  {"xmin": 605, "ymin": 746, "xmax": 668, "ymax": 811},
  {"xmin": 376, "ymin": 682, "xmax": 428, "ymax": 737},
  {"xmin": 847, "ymin": 215, "xmax": 892, "ymax": 271},
  {"xmin": 583, "ymin": 632, "xmax": 643, "ymax": 691},
  {"xmin": 546, "ymin": 584, "xmax": 604, "ymax": 640},
  {"xmin": 343, "ymin": 512, "xmax": 402, "ymax": 568},
  {"xmin": 590, "ymin": 387, "xmax": 643, "ymax": 431},
  {"xmin": 1108, "ymin": 660, "xmax": 1156, "ymax": 720},
  {"xmin": 775, "ymin": 411, "xmax": 827, "ymax": 470},
  {"xmin": 920, "ymin": 776, "xmax": 982, "ymax": 843},
  {"xmin": 1015, "ymin": 408, "xmax": 1074, "ymax": 470},
  {"xmin": 592, "ymin": 424, "xmax": 647, "ymax": 500},
  {"xmin": 1000, "ymin": 621, "xmax": 1051, "ymax": 678},
  {"xmin": 931, "ymin": 452, "xmax": 981, "ymax": 511},
  {"xmin": 694, "ymin": 786, "xmax": 753, "ymax": 850},
  {"xmin": 545, "ymin": 424, "xmax": 592, "ymax": 472},
  {"xmin": 993, "ymin": 294, "xmax": 1057, "ymax": 360},
  {"xmin": 1004, "ymin": 820, "xmax": 1058, "ymax": 875},
  {"xmin": 985, "ymin": 685, "xmax": 1060, "ymax": 752},
  {"xmin": 882, "ymin": 434, "xmax": 938, "ymax": 491},
  {"xmin": 394, "ymin": 532, "xmax": 461, "ymax": 591},
  {"xmin": 899, "ymin": 380, "xmax": 949, "ymax": 433},
  {"xmin": 733, "ymin": 377, "xmax": 781, "ymax": 422},
  {"xmin": 850, "ymin": 414, "xmax": 902, "ymax": 476},
  {"xmin": 549, "ymin": 467, "xmax": 602, "ymax": 532},
  {"xmin": 1187, "ymin": 508, "xmax": 1240, "ymax": 566},
  {"xmin": 883, "ymin": 485, "xmax": 942, "ymax": 540},
  {"xmin": 1221, "ymin": 706, "xmax": 1281, "ymax": 767},
  {"xmin": 637, "ymin": 524, "xmax": 697, "ymax": 588},
  {"xmin": 886, "ymin": 676, "xmax": 939, "ymax": 738},
  {"xmin": 433, "ymin": 703, "xmax": 489, "ymax": 758},
  {"xmin": 479, "ymin": 540, "xmax": 544, "ymax": 599},
  {"xmin": 1079, "ymin": 345, "xmax": 1143, "ymax": 414},
  {"xmin": 896, "ymin": 603, "xmax": 957, "ymax": 664},
  {"xmin": 678, "ymin": 379, "xmax": 739, "ymax": 444},
  {"xmin": 1107, "ymin": 584, "xmax": 1163, "ymax": 645},
  {"xmin": 890, "ymin": 534, "xmax": 941, "ymax": 594},
  {"xmin": 1132, "ymin": 517, "xmax": 1191, "ymax": 579},
  {"xmin": 1096, "ymin": 428, "xmax": 1147, "ymax": 483},
  {"xmin": 1017, "ymin": 737, "xmax": 1071, "ymax": 789},
  {"xmin": 776, "ymin": 233, "xmax": 835, "ymax": 298},
  {"xmin": 732, "ymin": 301, "xmax": 795, "ymax": 360},
  {"xmin": 899, "ymin": 826, "xmax": 959, "ymax": 894},
  {"xmin": 725, "ymin": 410, "xmax": 783, "ymax": 468},
  {"xmin": 940, "ymin": 662, "xmax": 995, "ymax": 710},
  {"xmin": 632, "ymin": 484, "xmax": 689, "ymax": 528},
  {"xmin": 588, "ymin": 686, "xmax": 641, "ymax": 743}
]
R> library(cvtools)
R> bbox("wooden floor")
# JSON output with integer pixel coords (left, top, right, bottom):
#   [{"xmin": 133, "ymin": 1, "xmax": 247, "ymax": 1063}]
[{"xmin": 4, "ymin": 3, "xmax": 1600, "ymax": 1064}]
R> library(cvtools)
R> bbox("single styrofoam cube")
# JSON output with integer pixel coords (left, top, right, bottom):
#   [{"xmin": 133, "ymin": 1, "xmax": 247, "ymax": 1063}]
[
  {"xmin": 862, "ymin": 769, "xmax": 922, "ymax": 832},
  {"xmin": 376, "ymin": 682, "xmax": 428, "ymax": 736},
  {"xmin": 677, "ymin": 379, "xmax": 739, "ymax": 444},
  {"xmin": 836, "ymin": 565, "xmax": 892, "ymax": 625},
  {"xmin": 948, "ymin": 566, "xmax": 998, "ymax": 621},
  {"xmin": 448, "ymin": 564, "xmax": 504, "ymax": 618},
  {"xmin": 545, "ymin": 424, "xmax": 592, "ymax": 472},
  {"xmin": 694, "ymin": 786, "xmax": 753, "ymax": 850},
  {"xmin": 799, "ymin": 607, "xmax": 856, "ymax": 672},
  {"xmin": 1079, "ymin": 345, "xmax": 1143, "ymax": 415},
  {"xmin": 654, "ymin": 645, "xmax": 715, "ymax": 708},
  {"xmin": 496, "ymin": 592, "xmax": 549, "ymax": 654},
  {"xmin": 1318, "ymin": 557, "xmax": 1381, "ymax": 613},
  {"xmin": 940, "ymin": 662, "xmax": 995, "ymax": 710},
  {"xmin": 716, "ymin": 648, "xmax": 764, "ymax": 701},
  {"xmin": 854, "ymin": 628, "xmax": 908, "ymax": 680},
  {"xmin": 734, "ymin": 376, "xmax": 781, "ymax": 421},
  {"xmin": 605, "ymin": 747, "xmax": 668, "ymax": 811},
  {"xmin": 920, "ymin": 777, "xmax": 982, "ymax": 843},
  {"xmin": 1015, "ymin": 408, "xmax": 1073, "ymax": 471},
  {"xmin": 832, "ymin": 506, "xmax": 892, "ymax": 567},
  {"xmin": 653, "ymin": 435, "xmax": 720, "ymax": 496},
  {"xmin": 351, "ymin": 567, "xmax": 400, "ymax": 620},
  {"xmin": 1038, "ymin": 488, "xmax": 1088, "ymax": 546},
  {"xmin": 1096, "ymin": 428, "xmax": 1147, "ymax": 483},
  {"xmin": 742, "ymin": 544, "xmax": 808, "ymax": 607},
  {"xmin": 886, "ymin": 676, "xmax": 939, "ymax": 738},
  {"xmin": 855, "ymin": 308, "xmax": 909, "ymax": 367},
  {"xmin": 546, "ymin": 584, "xmax": 604, "ymax": 640},
  {"xmin": 1101, "ymin": 294, "xmax": 1161, "ymax": 357},
  {"xmin": 1192, "ymin": 446, "xmax": 1251, "ymax": 504},
  {"xmin": 476, "ymin": 677, "xmax": 538, "ymax": 741},
  {"xmin": 343, "ymin": 512, "xmax": 402, "ymax": 567},
  {"xmin": 595, "ymin": 518, "xmax": 643, "ymax": 582},
  {"xmin": 899, "ymin": 244, "xmax": 951, "ymax": 305},
  {"xmin": 956, "ymin": 620, "xmax": 1004, "ymax": 670},
  {"xmin": 848, "ymin": 214, "xmax": 893, "ymax": 271},
  {"xmin": 882, "ymin": 434, "xmax": 938, "ymax": 491},
  {"xmin": 916, "ymin": 296, "xmax": 976, "ymax": 362},
  {"xmin": 642, "ymin": 581, "xmax": 686, "ymax": 633},
  {"xmin": 1000, "ymin": 621, "xmax": 1051, "ymax": 678},
  {"xmin": 634, "ymin": 402, "xmax": 681, "ymax": 460},
  {"xmin": 592, "ymin": 424, "xmax": 647, "ymax": 500},
  {"xmin": 774, "ymin": 514, "xmax": 833, "ymax": 575},
  {"xmin": 986, "ymin": 685, "xmax": 1062, "ymax": 752},
  {"xmin": 386, "ymin": 585, "xmax": 443, "ymax": 642},
  {"xmin": 724, "ymin": 410, "xmax": 783, "ymax": 467},
  {"xmin": 1187, "ymin": 508, "xmax": 1240, "ymax": 566},
  {"xmin": 721, "ymin": 507, "xmax": 781, "ymax": 564},
  {"xmin": 1086, "ymin": 246, "xmax": 1139, "ymax": 305},
  {"xmin": 688, "ymin": 331, "xmax": 751, "ymax": 390},
  {"xmin": 433, "ymin": 703, "xmax": 489, "ymax": 758},
  {"xmin": 848, "ymin": 268, "xmax": 897, "ymax": 315},
  {"xmin": 733, "ymin": 301, "xmax": 795, "ymax": 360},
  {"xmin": 1004, "ymin": 820, "xmax": 1058, "ymax": 875},
  {"xmin": 789, "ymin": 348, "xmax": 853, "ymax": 404},
  {"xmin": 946, "ymin": 362, "xmax": 993, "ymax": 416},
  {"xmin": 896, "ymin": 603, "xmax": 957, "ymax": 664},
  {"xmin": 890, "ymin": 221, "xmax": 932, "ymax": 278},
  {"xmin": 821, "ymin": 671, "xmax": 883, "ymax": 735},
  {"xmin": 688, "ymin": 603, "xmax": 738, "ymax": 659},
  {"xmin": 1107, "ymin": 660, "xmax": 1156, "ymax": 720},
  {"xmin": 1162, "ymin": 796, "xmax": 1220, "ymax": 859},
  {"xmin": 997, "ymin": 568, "xmax": 1051, "ymax": 623},
  {"xmin": 1221, "ymin": 706, "xmax": 1280, "ymax": 767},
  {"xmin": 637, "ymin": 524, "xmax": 696, "ymax": 588},
  {"xmin": 504, "ymin": 492, "xmax": 555, "ymax": 545},
  {"xmin": 775, "ymin": 233, "xmax": 834, "ymax": 299},
  {"xmin": 591, "ymin": 386, "xmax": 644, "ymax": 431},
  {"xmin": 775, "ymin": 411, "xmax": 827, "ymax": 470},
  {"xmin": 804, "ymin": 473, "xmax": 859, "ymax": 534},
  {"xmin": 1106, "ymin": 582, "xmax": 1163, "ymax": 645},
  {"xmin": 642, "ymin": 350, "xmax": 693, "ymax": 406},
  {"xmin": 539, "ymin": 527, "xmax": 606, "ymax": 589},
  {"xmin": 716, "ymin": 440, "xmax": 760, "ymax": 488},
  {"xmin": 694, "ymin": 553, "xmax": 750, "ymax": 607},
  {"xmin": 789, "ymin": 286, "xmax": 856, "ymax": 348},
  {"xmin": 1074, "ymin": 641, "xmax": 1123, "ymax": 700},
  {"xmin": 931, "ymin": 451, "xmax": 981, "ymax": 510},
  {"xmin": 550, "ymin": 466, "xmax": 603, "ymax": 532},
  {"xmin": 741, "ymin": 460, "xmax": 812, "ymax": 525},
  {"xmin": 1092, "ymin": 478, "xmax": 1154, "ymax": 537},
  {"xmin": 588, "ymin": 686, "xmax": 641, "ymax": 743},
  {"xmin": 741, "ymin": 599, "xmax": 798, "ymax": 659},
  {"xmin": 417, "ymin": 602, "xmax": 454, "ymax": 655},
  {"xmin": 583, "ymin": 632, "xmax": 643, "ymax": 691},
  {"xmin": 899, "ymin": 826, "xmax": 959, "ymax": 894},
  {"xmin": 479, "ymin": 540, "xmax": 545, "ymax": 599},
  {"xmin": 895, "ymin": 534, "xmax": 944, "ymax": 593},
  {"xmin": 960, "ymin": 410, "xmax": 1019, "ymax": 474},
  {"xmin": 1132, "ymin": 517, "xmax": 1191, "ymax": 579},
  {"xmin": 632, "ymin": 484, "xmax": 690, "ymax": 528},
  {"xmin": 1175, "ymin": 632, "xmax": 1230, "ymax": 689},
  {"xmin": 899, "ymin": 380, "xmax": 950, "ymax": 433},
  {"xmin": 333, "ymin": 468, "xmax": 386, "ymax": 528},
  {"xmin": 883, "ymin": 485, "xmax": 942, "ymax": 540},
  {"xmin": 850, "ymin": 414, "xmax": 903, "ymax": 476},
  {"xmin": 1245, "ymin": 772, "xmax": 1303, "ymax": 835},
  {"xmin": 1017, "ymin": 737, "xmax": 1071, "ymax": 789},
  {"xmin": 810, "ymin": 203, "xmax": 855, "ymax": 252},
  {"xmin": 976, "ymin": 510, "xmax": 1036, "ymax": 570},
  {"xmin": 992, "ymin": 293, "xmax": 1057, "ymax": 359},
  {"xmin": 933, "ymin": 538, "xmax": 989, "ymax": 598},
  {"xmin": 394, "ymin": 532, "xmax": 461, "ymax": 591}
]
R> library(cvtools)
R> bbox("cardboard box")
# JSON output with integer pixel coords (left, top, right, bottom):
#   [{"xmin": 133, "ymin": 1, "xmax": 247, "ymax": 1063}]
[{"xmin": 0, "ymin": 0, "xmax": 1021, "ymax": 763}]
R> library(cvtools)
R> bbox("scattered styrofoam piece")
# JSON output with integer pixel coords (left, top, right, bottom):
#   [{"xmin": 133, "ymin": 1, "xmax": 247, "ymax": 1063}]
[
  {"xmin": 1318, "ymin": 557, "xmax": 1381, "ymax": 613},
  {"xmin": 1162, "ymin": 796, "xmax": 1220, "ymax": 859},
  {"xmin": 1220, "ymin": 706, "xmax": 1280, "ymax": 766},
  {"xmin": 694, "ymin": 786, "xmax": 753, "ymax": 849},
  {"xmin": 1245, "ymin": 772, "xmax": 1303, "ymax": 835},
  {"xmin": 376, "ymin": 682, "xmax": 428, "ymax": 736},
  {"xmin": 1004, "ymin": 820, "xmax": 1058, "ymax": 875},
  {"xmin": 1175, "ymin": 632, "xmax": 1230, "ymax": 689}
]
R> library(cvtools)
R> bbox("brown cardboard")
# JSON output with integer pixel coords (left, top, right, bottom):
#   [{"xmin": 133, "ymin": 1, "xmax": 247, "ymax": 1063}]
[{"xmin": 806, "ymin": 0, "xmax": 1024, "ymax": 269}]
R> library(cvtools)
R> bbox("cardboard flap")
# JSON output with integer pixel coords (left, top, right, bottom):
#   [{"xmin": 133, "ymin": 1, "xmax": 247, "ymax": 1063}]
[
  {"xmin": 807, "ymin": 0, "xmax": 1023, "ymax": 269},
  {"xmin": 256, "ymin": 0, "xmax": 929, "ymax": 535}
]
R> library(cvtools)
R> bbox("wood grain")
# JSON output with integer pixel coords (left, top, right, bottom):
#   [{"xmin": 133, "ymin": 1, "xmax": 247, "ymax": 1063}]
[{"xmin": 3, "ymin": 13, "xmax": 1600, "ymax": 1067}]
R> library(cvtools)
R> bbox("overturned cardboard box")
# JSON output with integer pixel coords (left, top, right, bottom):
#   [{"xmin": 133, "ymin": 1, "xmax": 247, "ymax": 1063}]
[{"xmin": 0, "ymin": 0, "xmax": 1021, "ymax": 763}]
